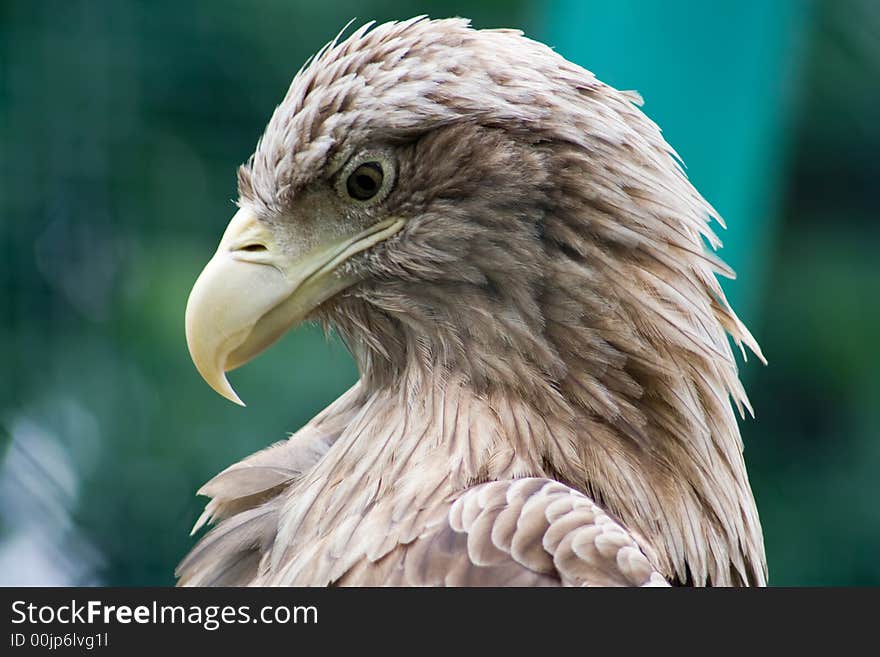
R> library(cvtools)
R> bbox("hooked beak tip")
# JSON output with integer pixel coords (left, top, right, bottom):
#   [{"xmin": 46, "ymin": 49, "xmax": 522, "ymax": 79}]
[{"xmin": 217, "ymin": 377, "xmax": 246, "ymax": 407}]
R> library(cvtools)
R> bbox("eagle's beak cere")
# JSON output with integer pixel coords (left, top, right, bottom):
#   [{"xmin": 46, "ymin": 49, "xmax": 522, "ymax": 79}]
[{"xmin": 185, "ymin": 207, "xmax": 404, "ymax": 406}]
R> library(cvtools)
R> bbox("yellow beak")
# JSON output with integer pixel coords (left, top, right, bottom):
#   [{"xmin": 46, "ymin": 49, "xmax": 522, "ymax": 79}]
[{"xmin": 185, "ymin": 207, "xmax": 404, "ymax": 405}]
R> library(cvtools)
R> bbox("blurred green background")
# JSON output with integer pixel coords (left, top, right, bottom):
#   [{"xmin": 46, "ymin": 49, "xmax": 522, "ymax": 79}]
[{"xmin": 1, "ymin": 0, "xmax": 877, "ymax": 586}]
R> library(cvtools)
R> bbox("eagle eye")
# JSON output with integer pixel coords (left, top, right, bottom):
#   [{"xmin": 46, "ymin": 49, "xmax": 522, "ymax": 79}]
[
  {"xmin": 346, "ymin": 162, "xmax": 384, "ymax": 201},
  {"xmin": 336, "ymin": 150, "xmax": 396, "ymax": 205}
]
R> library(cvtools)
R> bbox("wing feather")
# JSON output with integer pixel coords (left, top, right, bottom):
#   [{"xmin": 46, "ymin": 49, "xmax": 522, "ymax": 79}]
[{"xmin": 335, "ymin": 478, "xmax": 668, "ymax": 587}]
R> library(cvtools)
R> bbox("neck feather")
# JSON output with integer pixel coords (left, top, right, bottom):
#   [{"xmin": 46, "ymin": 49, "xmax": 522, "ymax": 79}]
[{"xmin": 318, "ymin": 299, "xmax": 766, "ymax": 585}]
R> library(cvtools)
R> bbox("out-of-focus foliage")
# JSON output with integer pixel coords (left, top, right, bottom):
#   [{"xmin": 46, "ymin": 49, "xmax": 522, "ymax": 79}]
[{"xmin": 0, "ymin": 0, "xmax": 877, "ymax": 585}]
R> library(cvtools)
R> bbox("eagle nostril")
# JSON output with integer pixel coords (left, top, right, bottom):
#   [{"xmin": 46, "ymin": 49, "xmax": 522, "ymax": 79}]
[{"xmin": 239, "ymin": 243, "xmax": 267, "ymax": 253}]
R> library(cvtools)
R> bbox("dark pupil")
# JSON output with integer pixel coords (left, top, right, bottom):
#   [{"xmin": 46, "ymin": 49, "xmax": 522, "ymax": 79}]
[{"xmin": 347, "ymin": 162, "xmax": 383, "ymax": 200}]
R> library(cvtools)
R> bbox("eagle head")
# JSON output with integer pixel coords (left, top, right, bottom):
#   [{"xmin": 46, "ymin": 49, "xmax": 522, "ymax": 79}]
[{"xmin": 184, "ymin": 17, "xmax": 766, "ymax": 586}]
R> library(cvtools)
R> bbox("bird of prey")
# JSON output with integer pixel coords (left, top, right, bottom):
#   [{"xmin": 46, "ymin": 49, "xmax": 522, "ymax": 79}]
[{"xmin": 179, "ymin": 17, "xmax": 767, "ymax": 587}]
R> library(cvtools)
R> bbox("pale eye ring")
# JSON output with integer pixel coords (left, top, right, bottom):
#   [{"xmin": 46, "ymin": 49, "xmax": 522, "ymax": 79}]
[
  {"xmin": 336, "ymin": 150, "xmax": 396, "ymax": 205},
  {"xmin": 346, "ymin": 162, "xmax": 384, "ymax": 201}
]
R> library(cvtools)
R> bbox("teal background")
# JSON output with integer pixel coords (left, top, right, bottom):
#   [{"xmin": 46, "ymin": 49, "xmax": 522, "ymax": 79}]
[{"xmin": 1, "ymin": 0, "xmax": 878, "ymax": 585}]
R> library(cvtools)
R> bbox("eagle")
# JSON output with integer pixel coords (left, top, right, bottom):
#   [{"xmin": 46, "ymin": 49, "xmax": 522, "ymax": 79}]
[{"xmin": 179, "ymin": 17, "xmax": 767, "ymax": 587}]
